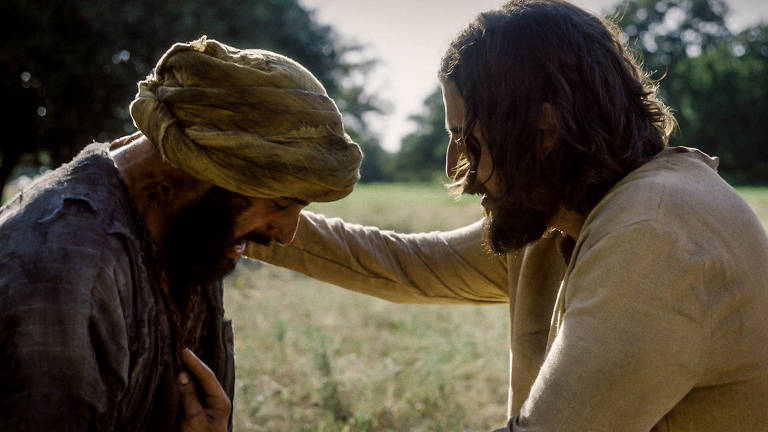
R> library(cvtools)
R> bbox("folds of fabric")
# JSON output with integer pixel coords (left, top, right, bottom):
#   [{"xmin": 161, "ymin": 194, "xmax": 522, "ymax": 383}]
[{"xmin": 130, "ymin": 37, "xmax": 362, "ymax": 202}]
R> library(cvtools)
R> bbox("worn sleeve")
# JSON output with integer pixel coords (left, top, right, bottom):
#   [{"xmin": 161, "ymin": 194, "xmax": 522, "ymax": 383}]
[
  {"xmin": 246, "ymin": 211, "xmax": 510, "ymax": 304},
  {"xmin": 0, "ymin": 233, "xmax": 130, "ymax": 430},
  {"xmin": 505, "ymin": 221, "xmax": 706, "ymax": 431}
]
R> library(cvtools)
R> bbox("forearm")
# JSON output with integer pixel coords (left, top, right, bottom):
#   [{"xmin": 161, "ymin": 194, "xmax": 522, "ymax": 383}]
[{"xmin": 247, "ymin": 211, "xmax": 510, "ymax": 304}]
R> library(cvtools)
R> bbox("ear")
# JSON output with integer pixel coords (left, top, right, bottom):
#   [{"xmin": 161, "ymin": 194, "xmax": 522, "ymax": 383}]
[{"xmin": 539, "ymin": 103, "xmax": 559, "ymax": 155}]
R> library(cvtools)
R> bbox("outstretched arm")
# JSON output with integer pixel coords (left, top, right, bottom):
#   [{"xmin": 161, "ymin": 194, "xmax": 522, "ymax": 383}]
[{"xmin": 247, "ymin": 211, "xmax": 511, "ymax": 304}]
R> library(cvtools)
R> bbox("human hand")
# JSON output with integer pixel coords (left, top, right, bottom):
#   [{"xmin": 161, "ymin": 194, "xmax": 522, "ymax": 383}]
[
  {"xmin": 178, "ymin": 348, "xmax": 231, "ymax": 432},
  {"xmin": 109, "ymin": 131, "xmax": 143, "ymax": 149}
]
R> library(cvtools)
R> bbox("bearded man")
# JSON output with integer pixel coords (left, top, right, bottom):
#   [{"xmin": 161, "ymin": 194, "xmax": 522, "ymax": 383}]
[
  {"xmin": 0, "ymin": 37, "xmax": 361, "ymax": 431},
  {"xmin": 248, "ymin": 1, "xmax": 768, "ymax": 430}
]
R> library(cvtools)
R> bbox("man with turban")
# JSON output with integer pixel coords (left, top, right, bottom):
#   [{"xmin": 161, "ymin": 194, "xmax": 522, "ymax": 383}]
[{"xmin": 0, "ymin": 37, "xmax": 362, "ymax": 431}]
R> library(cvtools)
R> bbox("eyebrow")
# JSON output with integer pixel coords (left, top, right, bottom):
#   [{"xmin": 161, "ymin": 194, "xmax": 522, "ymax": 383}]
[
  {"xmin": 286, "ymin": 197, "xmax": 310, "ymax": 206},
  {"xmin": 446, "ymin": 125, "xmax": 462, "ymax": 135}
]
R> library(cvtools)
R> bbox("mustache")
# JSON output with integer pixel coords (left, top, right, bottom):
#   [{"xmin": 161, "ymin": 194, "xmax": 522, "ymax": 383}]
[
  {"xmin": 242, "ymin": 231, "xmax": 273, "ymax": 245},
  {"xmin": 462, "ymin": 173, "xmax": 491, "ymax": 197}
]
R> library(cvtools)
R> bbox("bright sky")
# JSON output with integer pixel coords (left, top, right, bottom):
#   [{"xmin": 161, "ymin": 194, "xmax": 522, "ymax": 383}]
[{"xmin": 300, "ymin": 0, "xmax": 768, "ymax": 152}]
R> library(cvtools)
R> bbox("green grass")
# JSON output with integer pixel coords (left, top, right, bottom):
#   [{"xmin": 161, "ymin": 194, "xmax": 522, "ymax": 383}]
[
  {"xmin": 305, "ymin": 182, "xmax": 484, "ymax": 232},
  {"xmin": 227, "ymin": 267, "xmax": 509, "ymax": 431},
  {"xmin": 4, "ymin": 179, "xmax": 766, "ymax": 430},
  {"xmin": 735, "ymin": 187, "xmax": 768, "ymax": 228},
  {"xmin": 226, "ymin": 184, "xmax": 768, "ymax": 431},
  {"xmin": 226, "ymin": 182, "xmax": 507, "ymax": 432}
]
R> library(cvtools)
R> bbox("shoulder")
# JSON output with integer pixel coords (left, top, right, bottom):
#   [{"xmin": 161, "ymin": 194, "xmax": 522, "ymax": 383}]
[
  {"xmin": 580, "ymin": 147, "xmax": 755, "ymax": 253},
  {"xmin": 0, "ymin": 147, "xmax": 139, "ymax": 310},
  {"xmin": 1, "ymin": 188, "xmax": 126, "ymax": 275},
  {"xmin": 0, "ymin": 194, "xmax": 136, "ymax": 366},
  {"xmin": 0, "ymin": 212, "xmax": 129, "ymax": 315},
  {"xmin": 570, "ymin": 146, "xmax": 767, "ymax": 311},
  {"xmin": 571, "ymin": 149, "xmax": 721, "ymax": 297}
]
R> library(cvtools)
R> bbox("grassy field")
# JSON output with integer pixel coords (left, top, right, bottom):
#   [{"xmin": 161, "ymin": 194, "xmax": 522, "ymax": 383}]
[{"xmin": 225, "ymin": 183, "xmax": 768, "ymax": 432}]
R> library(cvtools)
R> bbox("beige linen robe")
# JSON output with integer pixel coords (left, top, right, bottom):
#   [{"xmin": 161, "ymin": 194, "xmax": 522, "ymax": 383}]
[{"xmin": 248, "ymin": 147, "xmax": 768, "ymax": 431}]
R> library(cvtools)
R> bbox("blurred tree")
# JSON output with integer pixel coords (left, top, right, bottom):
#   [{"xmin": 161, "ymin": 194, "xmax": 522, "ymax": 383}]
[
  {"xmin": 612, "ymin": 0, "xmax": 768, "ymax": 183},
  {"xmin": 392, "ymin": 87, "xmax": 447, "ymax": 182},
  {"xmin": 392, "ymin": 0, "xmax": 768, "ymax": 185},
  {"xmin": 612, "ymin": 0, "xmax": 731, "ymax": 73},
  {"xmin": 668, "ymin": 24, "xmax": 768, "ymax": 183},
  {"xmin": 348, "ymin": 131, "xmax": 394, "ymax": 183},
  {"xmin": 0, "ymin": 0, "xmax": 387, "ymax": 195},
  {"xmin": 334, "ymin": 59, "xmax": 394, "ymax": 182}
]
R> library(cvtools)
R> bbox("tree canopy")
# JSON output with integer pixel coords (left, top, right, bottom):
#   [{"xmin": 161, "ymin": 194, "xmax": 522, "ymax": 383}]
[
  {"xmin": 0, "ymin": 0, "xmax": 387, "ymax": 195},
  {"xmin": 393, "ymin": 0, "xmax": 768, "ymax": 185},
  {"xmin": 3, "ymin": 0, "xmax": 766, "ymax": 193},
  {"xmin": 613, "ymin": 0, "xmax": 768, "ymax": 183},
  {"xmin": 392, "ymin": 88, "xmax": 447, "ymax": 182}
]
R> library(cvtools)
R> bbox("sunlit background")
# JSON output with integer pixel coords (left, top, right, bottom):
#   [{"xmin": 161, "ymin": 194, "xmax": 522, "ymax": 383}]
[
  {"xmin": 302, "ymin": 0, "xmax": 768, "ymax": 152},
  {"xmin": 3, "ymin": 0, "xmax": 767, "ymax": 196},
  {"xmin": 2, "ymin": 1, "xmax": 768, "ymax": 430}
]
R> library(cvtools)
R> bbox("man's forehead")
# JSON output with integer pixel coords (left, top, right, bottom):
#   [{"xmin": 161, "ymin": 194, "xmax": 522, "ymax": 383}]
[{"xmin": 442, "ymin": 81, "xmax": 466, "ymax": 134}]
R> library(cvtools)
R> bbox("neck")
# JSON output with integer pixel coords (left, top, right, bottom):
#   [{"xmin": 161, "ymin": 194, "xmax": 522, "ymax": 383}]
[
  {"xmin": 110, "ymin": 134, "xmax": 211, "ymax": 247},
  {"xmin": 550, "ymin": 206, "xmax": 586, "ymax": 241}
]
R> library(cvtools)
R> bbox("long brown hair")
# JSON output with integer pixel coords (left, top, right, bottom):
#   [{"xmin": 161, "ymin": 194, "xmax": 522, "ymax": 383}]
[{"xmin": 440, "ymin": 0, "xmax": 675, "ymax": 213}]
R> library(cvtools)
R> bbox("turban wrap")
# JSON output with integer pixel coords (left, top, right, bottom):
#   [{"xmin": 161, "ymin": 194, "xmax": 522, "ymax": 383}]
[{"xmin": 129, "ymin": 37, "xmax": 362, "ymax": 202}]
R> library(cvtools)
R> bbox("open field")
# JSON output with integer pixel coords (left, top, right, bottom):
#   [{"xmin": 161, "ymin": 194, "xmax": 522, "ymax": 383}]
[
  {"xmin": 226, "ymin": 183, "xmax": 768, "ymax": 431},
  {"xmin": 2, "ymin": 179, "xmax": 767, "ymax": 430},
  {"xmin": 736, "ymin": 187, "xmax": 768, "ymax": 228}
]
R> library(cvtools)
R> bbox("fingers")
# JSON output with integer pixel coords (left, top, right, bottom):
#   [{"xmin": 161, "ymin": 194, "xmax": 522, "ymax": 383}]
[
  {"xmin": 179, "ymin": 348, "xmax": 231, "ymax": 412},
  {"xmin": 177, "ymin": 369, "xmax": 204, "ymax": 420},
  {"xmin": 110, "ymin": 131, "xmax": 143, "ymax": 148}
]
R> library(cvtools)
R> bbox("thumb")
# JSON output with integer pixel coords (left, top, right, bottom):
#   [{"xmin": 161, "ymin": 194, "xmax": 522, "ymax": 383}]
[{"xmin": 178, "ymin": 370, "xmax": 204, "ymax": 419}]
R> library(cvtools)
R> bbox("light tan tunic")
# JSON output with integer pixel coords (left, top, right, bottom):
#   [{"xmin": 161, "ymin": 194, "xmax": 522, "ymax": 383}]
[{"xmin": 248, "ymin": 147, "xmax": 768, "ymax": 431}]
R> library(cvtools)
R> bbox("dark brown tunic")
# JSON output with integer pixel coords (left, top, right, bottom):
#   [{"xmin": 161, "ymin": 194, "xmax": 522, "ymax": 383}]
[{"xmin": 0, "ymin": 144, "xmax": 235, "ymax": 431}]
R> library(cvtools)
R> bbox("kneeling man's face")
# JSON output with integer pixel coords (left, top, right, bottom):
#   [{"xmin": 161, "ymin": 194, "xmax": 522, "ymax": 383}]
[{"xmin": 162, "ymin": 187, "xmax": 306, "ymax": 289}]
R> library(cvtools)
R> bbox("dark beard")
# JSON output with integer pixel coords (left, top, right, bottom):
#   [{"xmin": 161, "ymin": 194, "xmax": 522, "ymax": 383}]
[
  {"xmin": 483, "ymin": 196, "xmax": 559, "ymax": 254},
  {"xmin": 460, "ymin": 147, "xmax": 563, "ymax": 254},
  {"xmin": 162, "ymin": 187, "xmax": 239, "ymax": 294},
  {"xmin": 161, "ymin": 187, "xmax": 271, "ymax": 303}
]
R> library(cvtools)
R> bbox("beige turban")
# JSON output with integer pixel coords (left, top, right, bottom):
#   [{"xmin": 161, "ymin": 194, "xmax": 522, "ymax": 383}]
[{"xmin": 129, "ymin": 37, "xmax": 362, "ymax": 202}]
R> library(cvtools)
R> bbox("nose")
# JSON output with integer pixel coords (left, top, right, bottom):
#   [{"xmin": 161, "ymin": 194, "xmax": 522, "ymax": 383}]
[
  {"xmin": 267, "ymin": 208, "xmax": 302, "ymax": 245},
  {"xmin": 446, "ymin": 137, "xmax": 459, "ymax": 179}
]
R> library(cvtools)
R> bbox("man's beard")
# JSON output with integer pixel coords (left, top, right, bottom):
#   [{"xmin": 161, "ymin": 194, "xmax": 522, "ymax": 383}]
[
  {"xmin": 467, "ymin": 177, "xmax": 560, "ymax": 255},
  {"xmin": 161, "ymin": 187, "xmax": 272, "ymax": 299},
  {"xmin": 482, "ymin": 195, "xmax": 559, "ymax": 254}
]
